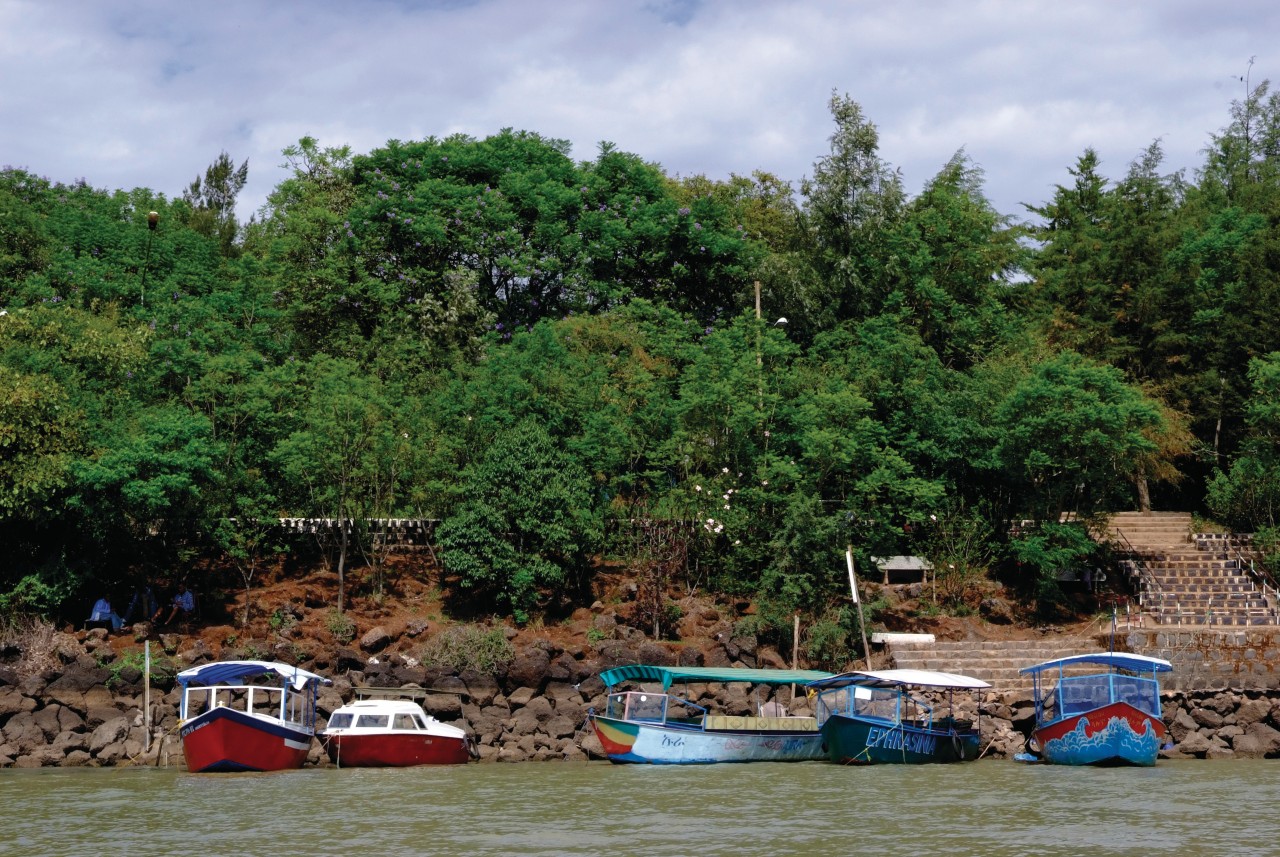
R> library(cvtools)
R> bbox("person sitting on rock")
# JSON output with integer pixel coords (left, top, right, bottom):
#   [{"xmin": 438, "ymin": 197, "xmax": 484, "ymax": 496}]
[
  {"xmin": 89, "ymin": 596, "xmax": 124, "ymax": 631},
  {"xmin": 155, "ymin": 585, "xmax": 195, "ymax": 625},
  {"xmin": 121, "ymin": 584, "xmax": 157, "ymax": 625}
]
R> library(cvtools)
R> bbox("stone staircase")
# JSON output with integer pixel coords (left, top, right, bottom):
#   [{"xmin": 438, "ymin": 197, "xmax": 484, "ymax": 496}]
[
  {"xmin": 886, "ymin": 637, "xmax": 1102, "ymax": 697},
  {"xmin": 1105, "ymin": 511, "xmax": 1277, "ymax": 627}
]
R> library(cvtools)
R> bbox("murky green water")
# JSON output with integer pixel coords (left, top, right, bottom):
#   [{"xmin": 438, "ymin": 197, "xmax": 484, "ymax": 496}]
[{"xmin": 3, "ymin": 760, "xmax": 1278, "ymax": 857}]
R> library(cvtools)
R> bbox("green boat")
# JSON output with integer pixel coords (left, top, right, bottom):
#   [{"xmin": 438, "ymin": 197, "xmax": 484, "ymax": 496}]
[{"xmin": 807, "ymin": 669, "xmax": 990, "ymax": 765}]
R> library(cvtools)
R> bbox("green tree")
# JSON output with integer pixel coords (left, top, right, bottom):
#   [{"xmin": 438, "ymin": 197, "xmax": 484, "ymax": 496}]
[
  {"xmin": 183, "ymin": 151, "xmax": 249, "ymax": 256},
  {"xmin": 272, "ymin": 356, "xmax": 399, "ymax": 612},
  {"xmin": 993, "ymin": 351, "xmax": 1164, "ymax": 524},
  {"xmin": 798, "ymin": 92, "xmax": 906, "ymax": 324},
  {"xmin": 437, "ymin": 419, "xmax": 601, "ymax": 622}
]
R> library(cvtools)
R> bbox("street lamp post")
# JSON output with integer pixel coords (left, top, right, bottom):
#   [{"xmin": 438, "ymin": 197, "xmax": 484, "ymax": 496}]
[{"xmin": 140, "ymin": 211, "xmax": 158, "ymax": 306}]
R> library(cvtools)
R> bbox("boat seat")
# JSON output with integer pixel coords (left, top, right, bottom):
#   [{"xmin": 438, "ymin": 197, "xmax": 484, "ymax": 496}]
[{"xmin": 703, "ymin": 715, "xmax": 818, "ymax": 732}]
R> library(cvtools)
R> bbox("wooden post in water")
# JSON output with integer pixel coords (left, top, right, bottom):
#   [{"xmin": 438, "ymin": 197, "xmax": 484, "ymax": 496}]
[
  {"xmin": 144, "ymin": 640, "xmax": 151, "ymax": 752},
  {"xmin": 790, "ymin": 613, "xmax": 800, "ymax": 702}
]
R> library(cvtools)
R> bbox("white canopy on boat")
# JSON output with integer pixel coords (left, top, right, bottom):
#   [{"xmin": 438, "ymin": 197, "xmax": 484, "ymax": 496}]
[
  {"xmin": 807, "ymin": 668, "xmax": 990, "ymax": 690},
  {"xmin": 1018, "ymin": 652, "xmax": 1172, "ymax": 676}
]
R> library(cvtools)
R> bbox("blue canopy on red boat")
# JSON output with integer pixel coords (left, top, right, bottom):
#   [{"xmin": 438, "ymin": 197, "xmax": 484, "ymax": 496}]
[
  {"xmin": 176, "ymin": 660, "xmax": 331, "ymax": 691},
  {"xmin": 1018, "ymin": 652, "xmax": 1172, "ymax": 676}
]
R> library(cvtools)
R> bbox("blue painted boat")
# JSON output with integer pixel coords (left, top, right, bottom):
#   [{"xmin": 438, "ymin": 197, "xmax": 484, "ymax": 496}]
[
  {"xmin": 1019, "ymin": 652, "xmax": 1172, "ymax": 766},
  {"xmin": 587, "ymin": 665, "xmax": 833, "ymax": 764},
  {"xmin": 807, "ymin": 669, "xmax": 990, "ymax": 764}
]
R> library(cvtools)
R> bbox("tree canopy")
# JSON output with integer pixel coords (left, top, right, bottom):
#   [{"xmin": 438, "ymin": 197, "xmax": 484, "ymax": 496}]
[{"xmin": 5, "ymin": 85, "xmax": 1280, "ymax": 653}]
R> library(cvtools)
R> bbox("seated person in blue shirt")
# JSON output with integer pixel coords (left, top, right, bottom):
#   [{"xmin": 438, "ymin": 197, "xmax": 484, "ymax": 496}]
[
  {"xmin": 155, "ymin": 586, "xmax": 195, "ymax": 625},
  {"xmin": 89, "ymin": 597, "xmax": 125, "ymax": 630}
]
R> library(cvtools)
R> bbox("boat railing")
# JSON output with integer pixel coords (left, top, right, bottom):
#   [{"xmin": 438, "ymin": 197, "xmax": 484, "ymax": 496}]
[{"xmin": 181, "ymin": 683, "xmax": 311, "ymax": 727}]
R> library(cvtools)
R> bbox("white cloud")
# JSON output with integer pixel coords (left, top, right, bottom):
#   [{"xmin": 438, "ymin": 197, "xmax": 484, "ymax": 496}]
[{"xmin": 1, "ymin": 0, "xmax": 1275, "ymax": 222}]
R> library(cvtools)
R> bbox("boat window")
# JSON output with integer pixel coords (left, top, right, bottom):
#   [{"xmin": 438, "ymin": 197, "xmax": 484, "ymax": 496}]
[
  {"xmin": 328, "ymin": 713, "xmax": 354, "ymax": 729},
  {"xmin": 393, "ymin": 713, "xmax": 418, "ymax": 730},
  {"xmin": 817, "ymin": 686, "xmax": 917, "ymax": 725},
  {"xmin": 357, "ymin": 714, "xmax": 390, "ymax": 728},
  {"xmin": 1113, "ymin": 675, "xmax": 1160, "ymax": 716}
]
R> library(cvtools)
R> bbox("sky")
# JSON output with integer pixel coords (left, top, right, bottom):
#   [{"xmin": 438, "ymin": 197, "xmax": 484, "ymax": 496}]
[{"xmin": 1, "ymin": 0, "xmax": 1275, "ymax": 223}]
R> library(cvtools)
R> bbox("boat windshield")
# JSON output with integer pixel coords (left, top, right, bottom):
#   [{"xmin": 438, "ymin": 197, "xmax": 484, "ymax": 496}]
[
  {"xmin": 815, "ymin": 685, "xmax": 931, "ymax": 728},
  {"xmin": 328, "ymin": 712, "xmax": 354, "ymax": 729},
  {"xmin": 1048, "ymin": 673, "xmax": 1160, "ymax": 718},
  {"xmin": 604, "ymin": 690, "xmax": 706, "ymax": 726}
]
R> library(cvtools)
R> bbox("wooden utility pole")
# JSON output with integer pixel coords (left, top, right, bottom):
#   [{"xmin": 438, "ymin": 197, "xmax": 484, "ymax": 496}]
[{"xmin": 847, "ymin": 546, "xmax": 872, "ymax": 669}]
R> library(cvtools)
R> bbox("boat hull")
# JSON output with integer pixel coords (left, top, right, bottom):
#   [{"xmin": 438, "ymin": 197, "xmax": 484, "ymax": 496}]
[
  {"xmin": 820, "ymin": 715, "xmax": 981, "ymax": 764},
  {"xmin": 1032, "ymin": 701, "xmax": 1167, "ymax": 766},
  {"xmin": 589, "ymin": 715, "xmax": 825, "ymax": 764},
  {"xmin": 323, "ymin": 732, "xmax": 470, "ymax": 767},
  {"xmin": 180, "ymin": 706, "xmax": 314, "ymax": 773}
]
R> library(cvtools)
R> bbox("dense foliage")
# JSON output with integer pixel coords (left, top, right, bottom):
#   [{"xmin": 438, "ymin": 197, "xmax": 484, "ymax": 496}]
[{"xmin": 6, "ymin": 84, "xmax": 1280, "ymax": 660}]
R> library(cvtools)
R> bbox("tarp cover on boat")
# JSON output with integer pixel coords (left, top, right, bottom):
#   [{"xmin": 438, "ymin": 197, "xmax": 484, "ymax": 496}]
[
  {"xmin": 598, "ymin": 665, "xmax": 833, "ymax": 690},
  {"xmin": 1018, "ymin": 652, "xmax": 1173, "ymax": 676},
  {"xmin": 806, "ymin": 668, "xmax": 990, "ymax": 690},
  {"xmin": 176, "ymin": 660, "xmax": 331, "ymax": 691}
]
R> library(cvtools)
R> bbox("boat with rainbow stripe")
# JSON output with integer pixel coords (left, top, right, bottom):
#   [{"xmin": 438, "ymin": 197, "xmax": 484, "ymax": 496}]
[{"xmin": 587, "ymin": 665, "xmax": 833, "ymax": 764}]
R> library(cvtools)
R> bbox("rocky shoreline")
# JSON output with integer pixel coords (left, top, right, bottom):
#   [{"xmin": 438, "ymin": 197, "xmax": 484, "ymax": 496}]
[{"xmin": 5, "ymin": 624, "xmax": 1280, "ymax": 768}]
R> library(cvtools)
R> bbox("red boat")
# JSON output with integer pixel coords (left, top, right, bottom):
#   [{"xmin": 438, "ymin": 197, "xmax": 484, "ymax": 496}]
[
  {"xmin": 321, "ymin": 688, "xmax": 471, "ymax": 767},
  {"xmin": 177, "ymin": 660, "xmax": 331, "ymax": 773}
]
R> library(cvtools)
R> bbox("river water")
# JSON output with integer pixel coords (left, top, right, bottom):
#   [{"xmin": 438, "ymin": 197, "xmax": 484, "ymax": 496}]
[{"xmin": 3, "ymin": 760, "xmax": 1278, "ymax": 857}]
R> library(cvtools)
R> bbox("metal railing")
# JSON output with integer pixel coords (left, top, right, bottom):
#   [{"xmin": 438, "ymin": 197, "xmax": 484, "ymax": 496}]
[
  {"xmin": 1226, "ymin": 536, "xmax": 1280, "ymax": 621},
  {"xmin": 1109, "ymin": 527, "xmax": 1166, "ymax": 620}
]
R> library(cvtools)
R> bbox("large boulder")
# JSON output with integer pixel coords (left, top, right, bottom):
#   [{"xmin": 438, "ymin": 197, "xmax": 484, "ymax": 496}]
[
  {"xmin": 89, "ymin": 716, "xmax": 131, "ymax": 755},
  {"xmin": 0, "ymin": 687, "xmax": 35, "ymax": 718},
  {"xmin": 359, "ymin": 626, "xmax": 392, "ymax": 654},
  {"xmin": 506, "ymin": 647, "xmax": 550, "ymax": 691}
]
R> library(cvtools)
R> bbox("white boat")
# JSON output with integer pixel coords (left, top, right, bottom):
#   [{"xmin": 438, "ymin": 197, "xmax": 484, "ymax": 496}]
[{"xmin": 321, "ymin": 687, "xmax": 471, "ymax": 767}]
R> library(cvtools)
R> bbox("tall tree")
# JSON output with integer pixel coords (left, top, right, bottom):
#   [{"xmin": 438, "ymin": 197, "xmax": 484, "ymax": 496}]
[
  {"xmin": 799, "ymin": 92, "xmax": 906, "ymax": 324},
  {"xmin": 183, "ymin": 152, "xmax": 248, "ymax": 256}
]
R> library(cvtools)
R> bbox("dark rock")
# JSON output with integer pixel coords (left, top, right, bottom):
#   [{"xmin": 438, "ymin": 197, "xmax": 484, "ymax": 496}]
[
  {"xmin": 1244, "ymin": 721, "xmax": 1280, "ymax": 756},
  {"xmin": 0, "ymin": 687, "xmax": 35, "ymax": 718},
  {"xmin": 33, "ymin": 705, "xmax": 63, "ymax": 740},
  {"xmin": 89, "ymin": 717, "xmax": 130, "ymax": 755},
  {"xmin": 461, "ymin": 672, "xmax": 499, "ymax": 707},
  {"xmin": 334, "ymin": 648, "xmax": 366, "ymax": 672},
  {"xmin": 1237, "ymin": 698, "xmax": 1271, "ymax": 726},
  {"xmin": 52, "ymin": 731, "xmax": 89, "ymax": 755},
  {"xmin": 1191, "ymin": 707, "xmax": 1224, "ymax": 729},
  {"xmin": 546, "ymin": 652, "xmax": 586, "ymax": 683},
  {"xmin": 677, "ymin": 647, "xmax": 704, "ymax": 667},
  {"xmin": 506, "ymin": 648, "xmax": 550, "ymax": 691},
  {"xmin": 422, "ymin": 692, "xmax": 463, "ymax": 720},
  {"xmin": 1176, "ymin": 729, "xmax": 1211, "ymax": 757},
  {"xmin": 48, "ymin": 665, "xmax": 111, "ymax": 693},
  {"xmin": 391, "ymin": 663, "xmax": 426, "ymax": 686},
  {"xmin": 3, "ymin": 712, "xmax": 43, "ymax": 753},
  {"xmin": 360, "ymin": 626, "xmax": 392, "ymax": 653},
  {"xmin": 522, "ymin": 696, "xmax": 554, "ymax": 723}
]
